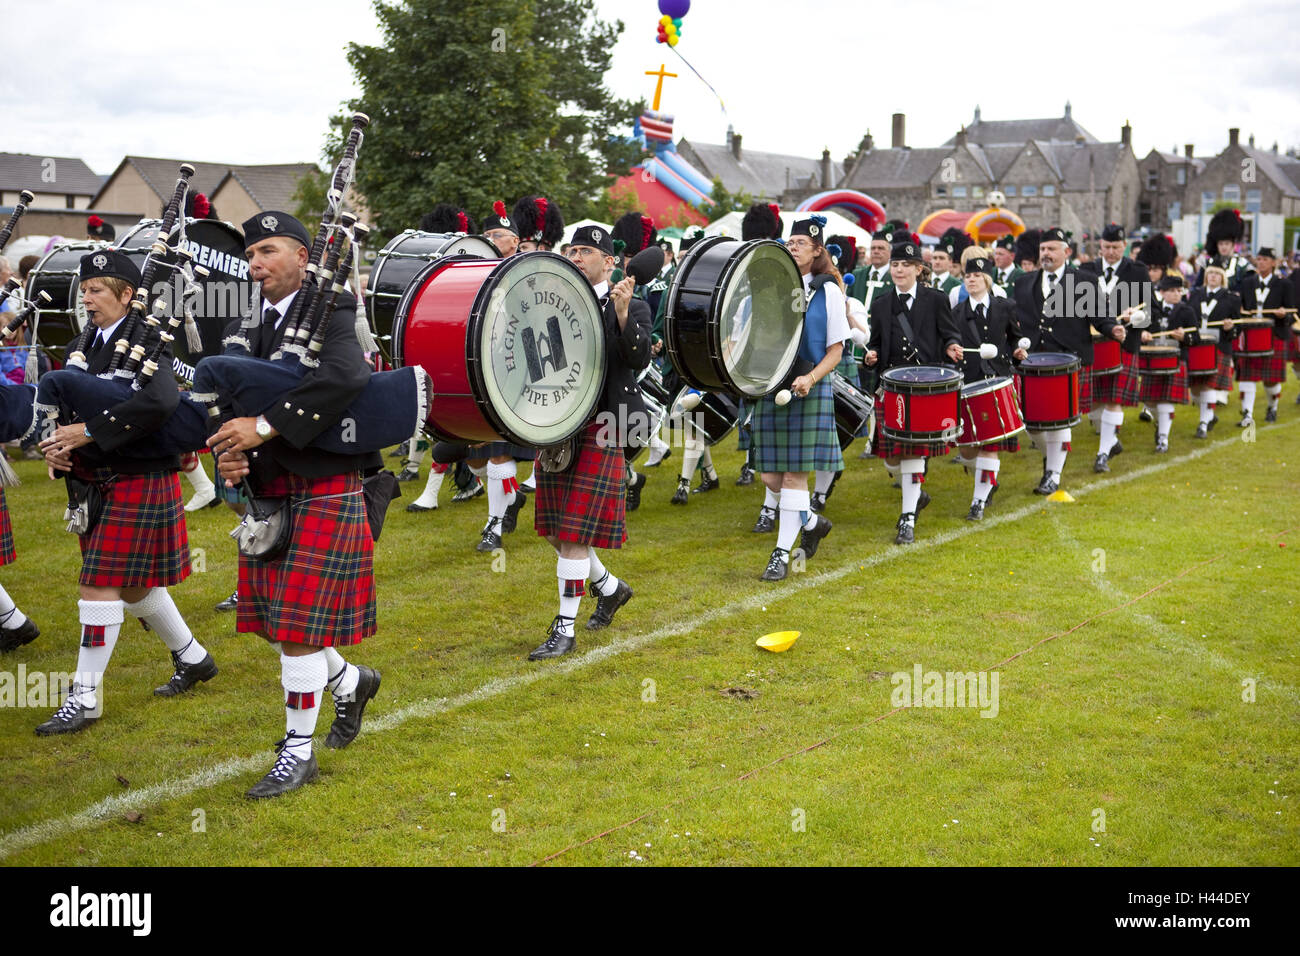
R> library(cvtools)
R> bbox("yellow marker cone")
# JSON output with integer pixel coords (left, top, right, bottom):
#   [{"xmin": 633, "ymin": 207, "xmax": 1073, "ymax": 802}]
[
  {"xmin": 756, "ymin": 630, "xmax": 800, "ymax": 653},
  {"xmin": 1047, "ymin": 489, "xmax": 1076, "ymax": 503}
]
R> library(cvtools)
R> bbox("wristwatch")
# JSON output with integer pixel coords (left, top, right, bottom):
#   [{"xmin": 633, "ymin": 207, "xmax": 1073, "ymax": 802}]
[{"xmin": 255, "ymin": 415, "xmax": 272, "ymax": 439}]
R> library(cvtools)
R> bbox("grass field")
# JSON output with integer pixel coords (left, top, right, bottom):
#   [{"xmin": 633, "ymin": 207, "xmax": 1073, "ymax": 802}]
[{"xmin": 1, "ymin": 390, "xmax": 1298, "ymax": 866}]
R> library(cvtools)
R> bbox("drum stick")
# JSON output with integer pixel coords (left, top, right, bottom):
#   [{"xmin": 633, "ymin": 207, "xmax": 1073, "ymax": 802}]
[
  {"xmin": 1146, "ymin": 327, "xmax": 1197, "ymax": 338},
  {"xmin": 960, "ymin": 343, "xmax": 999, "ymax": 361},
  {"xmin": 774, "ymin": 389, "xmax": 793, "ymax": 406},
  {"xmin": 1017, "ymin": 337, "xmax": 1031, "ymax": 351}
]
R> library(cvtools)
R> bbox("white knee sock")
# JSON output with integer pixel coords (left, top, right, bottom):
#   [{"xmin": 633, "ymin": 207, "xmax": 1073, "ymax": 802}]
[
  {"xmin": 468, "ymin": 463, "xmax": 487, "ymax": 480},
  {"xmin": 0, "ymin": 584, "xmax": 28, "ymax": 630},
  {"xmin": 777, "ymin": 488, "xmax": 809, "ymax": 554},
  {"xmin": 973, "ymin": 456, "xmax": 1000, "ymax": 505},
  {"xmin": 680, "ymin": 435, "xmax": 704, "ymax": 481},
  {"xmin": 1098, "ymin": 409, "xmax": 1124, "ymax": 455},
  {"xmin": 281, "ymin": 650, "xmax": 327, "ymax": 758},
  {"xmin": 1267, "ymin": 384, "xmax": 1282, "ymax": 408},
  {"xmin": 646, "ymin": 433, "xmax": 669, "ymax": 465},
  {"xmin": 883, "ymin": 460, "xmax": 900, "ymax": 481},
  {"xmin": 1240, "ymin": 381, "xmax": 1257, "ymax": 415},
  {"xmin": 699, "ymin": 446, "xmax": 717, "ymax": 480},
  {"xmin": 588, "ymin": 547, "xmax": 619, "ymax": 597},
  {"xmin": 323, "ymin": 646, "xmax": 359, "ymax": 699},
  {"xmin": 124, "ymin": 587, "xmax": 206, "ymax": 664},
  {"xmin": 73, "ymin": 599, "xmax": 124, "ymax": 710},
  {"xmin": 1156, "ymin": 402, "xmax": 1175, "ymax": 440},
  {"xmin": 406, "ymin": 436, "xmax": 427, "ymax": 468},
  {"xmin": 1044, "ymin": 428, "xmax": 1071, "ymax": 483},
  {"xmin": 521, "ymin": 463, "xmax": 537, "ymax": 491},
  {"xmin": 556, "ymin": 556, "xmax": 589, "ymax": 637},
  {"xmin": 900, "ymin": 459, "xmax": 925, "ymax": 516},
  {"xmin": 1199, "ymin": 394, "xmax": 1215, "ymax": 424},
  {"xmin": 486, "ymin": 460, "xmax": 516, "ymax": 522},
  {"xmin": 183, "ymin": 460, "xmax": 214, "ymax": 495},
  {"xmin": 813, "ymin": 470, "xmax": 835, "ymax": 494},
  {"xmin": 412, "ymin": 466, "xmax": 445, "ymax": 509}
]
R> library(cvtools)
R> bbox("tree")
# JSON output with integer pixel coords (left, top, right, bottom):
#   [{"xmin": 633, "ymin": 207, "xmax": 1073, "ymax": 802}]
[
  {"xmin": 335, "ymin": 0, "xmax": 643, "ymax": 237},
  {"xmin": 593, "ymin": 181, "xmax": 644, "ymax": 225},
  {"xmin": 291, "ymin": 167, "xmax": 329, "ymax": 227},
  {"xmin": 706, "ymin": 177, "xmax": 756, "ymax": 223}
]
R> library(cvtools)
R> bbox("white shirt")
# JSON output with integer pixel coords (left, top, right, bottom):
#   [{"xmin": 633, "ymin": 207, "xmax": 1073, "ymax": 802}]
[
  {"xmin": 91, "ymin": 315, "xmax": 126, "ymax": 348},
  {"xmin": 261, "ymin": 290, "xmax": 299, "ymax": 331},
  {"xmin": 804, "ymin": 273, "xmax": 850, "ymax": 346},
  {"xmin": 1041, "ymin": 266, "xmax": 1065, "ymax": 298},
  {"xmin": 932, "ymin": 271, "xmax": 951, "ymax": 288},
  {"xmin": 592, "ymin": 280, "xmax": 609, "ymax": 299},
  {"xmin": 968, "ymin": 294, "xmax": 991, "ymax": 314}
]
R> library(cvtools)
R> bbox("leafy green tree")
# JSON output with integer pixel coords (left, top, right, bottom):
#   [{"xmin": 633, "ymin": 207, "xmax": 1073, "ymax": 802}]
[{"xmin": 706, "ymin": 177, "xmax": 756, "ymax": 223}]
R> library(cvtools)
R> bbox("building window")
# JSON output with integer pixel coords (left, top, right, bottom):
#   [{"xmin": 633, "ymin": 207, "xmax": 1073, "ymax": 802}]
[
  {"xmin": 1146, "ymin": 169, "xmax": 1159, "ymax": 190},
  {"xmin": 935, "ymin": 185, "xmax": 947, "ymax": 197},
  {"xmin": 952, "ymin": 185, "xmax": 967, "ymax": 198},
  {"xmin": 1042, "ymin": 184, "xmax": 1056, "ymax": 197},
  {"xmin": 1139, "ymin": 201, "xmax": 1152, "ymax": 226},
  {"xmin": 1222, "ymin": 184, "xmax": 1241, "ymax": 203},
  {"xmin": 1022, "ymin": 185, "xmax": 1038, "ymax": 197},
  {"xmin": 1176, "ymin": 167, "xmax": 1186, "ymax": 185},
  {"xmin": 1004, "ymin": 186, "xmax": 1016, "ymax": 197},
  {"xmin": 1201, "ymin": 191, "xmax": 1214, "ymax": 213},
  {"xmin": 1246, "ymin": 189, "xmax": 1262, "ymax": 213},
  {"xmin": 1169, "ymin": 201, "xmax": 1181, "ymax": 221},
  {"xmin": 66, "ymin": 195, "xmax": 76, "ymax": 209},
  {"xmin": 972, "ymin": 186, "xmax": 984, "ymax": 198}
]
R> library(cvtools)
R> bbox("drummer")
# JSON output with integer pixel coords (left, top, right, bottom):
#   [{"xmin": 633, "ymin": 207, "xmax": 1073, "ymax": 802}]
[
  {"xmin": 1236, "ymin": 247, "xmax": 1295, "ymax": 425},
  {"xmin": 1138, "ymin": 274, "xmax": 1194, "ymax": 452},
  {"xmin": 750, "ymin": 215, "xmax": 840, "ymax": 578},
  {"xmin": 864, "ymin": 238, "xmax": 964, "ymax": 544},
  {"xmin": 952, "ymin": 254, "xmax": 1026, "ymax": 521},
  {"xmin": 1186, "ymin": 264, "xmax": 1238, "ymax": 438}
]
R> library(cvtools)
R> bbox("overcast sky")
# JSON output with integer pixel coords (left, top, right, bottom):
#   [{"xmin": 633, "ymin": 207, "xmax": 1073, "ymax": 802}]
[{"xmin": 5, "ymin": 0, "xmax": 1298, "ymax": 178}]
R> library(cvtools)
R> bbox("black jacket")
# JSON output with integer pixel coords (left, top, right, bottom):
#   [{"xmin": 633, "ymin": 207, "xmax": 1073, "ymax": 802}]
[
  {"xmin": 953, "ymin": 296, "xmax": 1022, "ymax": 384},
  {"xmin": 598, "ymin": 291, "xmax": 653, "ymax": 424},
  {"xmin": 1147, "ymin": 300, "xmax": 1197, "ymax": 356},
  {"xmin": 1186, "ymin": 287, "xmax": 1240, "ymax": 354},
  {"xmin": 222, "ymin": 290, "xmax": 381, "ymax": 482},
  {"xmin": 1240, "ymin": 273, "xmax": 1296, "ymax": 341},
  {"xmin": 866, "ymin": 284, "xmax": 961, "ymax": 373},
  {"xmin": 1078, "ymin": 257, "xmax": 1146, "ymax": 354},
  {"xmin": 1013, "ymin": 266, "xmax": 1106, "ymax": 364}
]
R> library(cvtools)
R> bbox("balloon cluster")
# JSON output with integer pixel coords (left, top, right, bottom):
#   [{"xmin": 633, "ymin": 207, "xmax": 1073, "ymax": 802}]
[{"xmin": 655, "ymin": 0, "xmax": 690, "ymax": 46}]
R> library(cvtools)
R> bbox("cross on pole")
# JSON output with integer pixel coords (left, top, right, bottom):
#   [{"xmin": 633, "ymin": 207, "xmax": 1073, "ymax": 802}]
[{"xmin": 645, "ymin": 64, "xmax": 678, "ymax": 112}]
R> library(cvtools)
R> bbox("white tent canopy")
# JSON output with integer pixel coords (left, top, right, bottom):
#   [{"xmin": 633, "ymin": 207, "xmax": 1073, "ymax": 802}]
[{"xmin": 703, "ymin": 209, "xmax": 872, "ymax": 248}]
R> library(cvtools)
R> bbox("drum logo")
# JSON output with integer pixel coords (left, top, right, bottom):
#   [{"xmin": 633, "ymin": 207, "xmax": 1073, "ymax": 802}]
[
  {"xmin": 521, "ymin": 316, "xmax": 568, "ymax": 383},
  {"xmin": 499, "ymin": 286, "xmax": 588, "ymax": 410},
  {"xmin": 892, "ymin": 392, "xmax": 905, "ymax": 428}
]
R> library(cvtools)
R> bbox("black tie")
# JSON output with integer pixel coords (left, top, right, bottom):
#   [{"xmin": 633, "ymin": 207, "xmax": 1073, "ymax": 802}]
[
  {"xmin": 89, "ymin": 332, "xmax": 106, "ymax": 357},
  {"xmin": 1104, "ymin": 267, "xmax": 1114, "ymax": 283},
  {"xmin": 901, "ymin": 293, "xmax": 912, "ymax": 312},
  {"xmin": 976, "ymin": 303, "xmax": 986, "ymax": 322},
  {"xmin": 1048, "ymin": 272, "xmax": 1059, "ymax": 285},
  {"xmin": 264, "ymin": 306, "xmax": 279, "ymax": 326}
]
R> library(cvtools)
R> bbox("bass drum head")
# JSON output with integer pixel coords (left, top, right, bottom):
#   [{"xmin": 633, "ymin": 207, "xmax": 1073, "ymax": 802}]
[
  {"xmin": 467, "ymin": 252, "xmax": 606, "ymax": 447},
  {"xmin": 24, "ymin": 240, "xmax": 106, "ymax": 356},
  {"xmin": 665, "ymin": 236, "xmax": 802, "ymax": 398},
  {"xmin": 369, "ymin": 230, "xmax": 500, "ymax": 355}
]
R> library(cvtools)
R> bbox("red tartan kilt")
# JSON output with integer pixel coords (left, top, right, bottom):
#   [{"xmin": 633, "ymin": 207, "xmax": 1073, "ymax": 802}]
[
  {"xmin": 1139, "ymin": 363, "xmax": 1190, "ymax": 404},
  {"xmin": 1090, "ymin": 351, "xmax": 1141, "ymax": 406},
  {"xmin": 966, "ymin": 435, "xmax": 1020, "ymax": 453},
  {"xmin": 535, "ymin": 421, "xmax": 627, "ymax": 549},
  {"xmin": 237, "ymin": 472, "xmax": 375, "ymax": 647},
  {"xmin": 1287, "ymin": 335, "xmax": 1300, "ymax": 363},
  {"xmin": 873, "ymin": 415, "xmax": 951, "ymax": 459},
  {"xmin": 0, "ymin": 488, "xmax": 14, "ymax": 566},
  {"xmin": 77, "ymin": 470, "xmax": 189, "ymax": 588},
  {"xmin": 1234, "ymin": 341, "xmax": 1287, "ymax": 385},
  {"xmin": 1188, "ymin": 352, "xmax": 1234, "ymax": 392}
]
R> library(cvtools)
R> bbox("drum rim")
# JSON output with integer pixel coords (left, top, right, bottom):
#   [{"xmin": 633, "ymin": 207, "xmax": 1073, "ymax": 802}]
[
  {"xmin": 671, "ymin": 384, "xmax": 737, "ymax": 445},
  {"xmin": 1019, "ymin": 351, "xmax": 1082, "ymax": 374},
  {"xmin": 25, "ymin": 239, "xmax": 112, "ymax": 341},
  {"xmin": 880, "ymin": 365, "xmax": 963, "ymax": 390},
  {"xmin": 960, "ymin": 374, "xmax": 1015, "ymax": 397}
]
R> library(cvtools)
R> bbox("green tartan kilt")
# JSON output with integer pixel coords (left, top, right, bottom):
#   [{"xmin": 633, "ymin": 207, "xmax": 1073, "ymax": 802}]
[{"xmin": 752, "ymin": 378, "xmax": 843, "ymax": 473}]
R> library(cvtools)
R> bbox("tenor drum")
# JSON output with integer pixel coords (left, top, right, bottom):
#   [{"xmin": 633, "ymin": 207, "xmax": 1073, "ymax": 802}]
[
  {"xmin": 1186, "ymin": 329, "xmax": 1221, "ymax": 374},
  {"xmin": 1018, "ymin": 352, "xmax": 1081, "ymax": 429},
  {"xmin": 23, "ymin": 240, "xmax": 107, "ymax": 355},
  {"xmin": 957, "ymin": 376, "xmax": 1026, "ymax": 446},
  {"xmin": 878, "ymin": 366, "xmax": 962, "ymax": 443},
  {"xmin": 393, "ymin": 251, "xmax": 605, "ymax": 447},
  {"xmin": 369, "ymin": 230, "xmax": 500, "ymax": 353},
  {"xmin": 1091, "ymin": 331, "xmax": 1121, "ymax": 376},
  {"xmin": 663, "ymin": 236, "xmax": 803, "ymax": 397},
  {"xmin": 1234, "ymin": 320, "xmax": 1273, "ymax": 357},
  {"xmin": 1138, "ymin": 345, "xmax": 1180, "ymax": 375},
  {"xmin": 671, "ymin": 387, "xmax": 739, "ymax": 445},
  {"xmin": 832, "ymin": 375, "xmax": 874, "ymax": 450}
]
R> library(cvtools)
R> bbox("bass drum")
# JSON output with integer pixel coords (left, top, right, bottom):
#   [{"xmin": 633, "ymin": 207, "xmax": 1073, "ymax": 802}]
[
  {"xmin": 115, "ymin": 218, "xmax": 250, "ymax": 363},
  {"xmin": 671, "ymin": 387, "xmax": 739, "ymax": 445},
  {"xmin": 368, "ymin": 231, "xmax": 500, "ymax": 356},
  {"xmin": 24, "ymin": 240, "xmax": 107, "ymax": 356},
  {"xmin": 663, "ymin": 236, "xmax": 803, "ymax": 398},
  {"xmin": 393, "ymin": 251, "xmax": 605, "ymax": 447}
]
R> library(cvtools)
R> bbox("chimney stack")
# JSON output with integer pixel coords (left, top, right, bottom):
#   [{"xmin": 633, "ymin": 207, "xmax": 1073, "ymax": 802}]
[
  {"xmin": 1228, "ymin": 127, "xmax": 1239, "ymax": 146},
  {"xmin": 1121, "ymin": 121, "xmax": 1132, "ymax": 147},
  {"xmin": 731, "ymin": 132, "xmax": 743, "ymax": 161},
  {"xmin": 821, "ymin": 148, "xmax": 833, "ymax": 189},
  {"xmin": 1184, "ymin": 144, "xmax": 1194, "ymax": 158},
  {"xmin": 955, "ymin": 126, "xmax": 967, "ymax": 147},
  {"xmin": 862, "ymin": 130, "xmax": 874, "ymax": 152},
  {"xmin": 892, "ymin": 112, "xmax": 906, "ymax": 149},
  {"xmin": 1248, "ymin": 133, "xmax": 1255, "ymax": 148}
]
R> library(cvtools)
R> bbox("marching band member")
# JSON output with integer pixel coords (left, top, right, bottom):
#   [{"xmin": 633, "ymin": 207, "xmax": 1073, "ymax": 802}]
[
  {"xmin": 1198, "ymin": 209, "xmax": 1253, "ymax": 291},
  {"xmin": 1081, "ymin": 224, "xmax": 1145, "ymax": 473},
  {"xmin": 952, "ymin": 254, "xmax": 1025, "ymax": 520},
  {"xmin": 1237, "ymin": 247, "xmax": 1295, "ymax": 425},
  {"xmin": 751, "ymin": 216, "xmax": 839, "ymax": 577},
  {"xmin": 1186, "ymin": 264, "xmax": 1238, "ymax": 437},
  {"xmin": 991, "ymin": 235, "xmax": 1024, "ymax": 291},
  {"xmin": 1138, "ymin": 274, "xmax": 1194, "ymax": 452},
  {"xmin": 36, "ymin": 251, "xmax": 215, "ymax": 736},
  {"xmin": 527, "ymin": 224, "xmax": 651, "ymax": 659},
  {"xmin": 211, "ymin": 212, "xmax": 381, "ymax": 797},
  {"xmin": 930, "ymin": 229, "xmax": 967, "ymax": 294},
  {"xmin": 864, "ymin": 238, "xmax": 963, "ymax": 544}
]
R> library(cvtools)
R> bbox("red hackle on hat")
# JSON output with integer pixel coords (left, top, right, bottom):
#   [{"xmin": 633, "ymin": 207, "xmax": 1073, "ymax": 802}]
[
  {"xmin": 535, "ymin": 197, "xmax": 548, "ymax": 220},
  {"xmin": 768, "ymin": 203, "xmax": 780, "ymax": 222},
  {"xmin": 641, "ymin": 215, "xmax": 654, "ymax": 250},
  {"xmin": 192, "ymin": 193, "xmax": 210, "ymax": 219},
  {"xmin": 457, "ymin": 212, "xmax": 468, "ymax": 232},
  {"xmin": 493, "ymin": 200, "xmax": 507, "ymax": 219},
  {"xmin": 87, "ymin": 214, "xmax": 104, "ymax": 228}
]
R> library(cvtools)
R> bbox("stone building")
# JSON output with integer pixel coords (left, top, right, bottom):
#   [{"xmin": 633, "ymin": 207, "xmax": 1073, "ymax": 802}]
[{"xmin": 677, "ymin": 127, "xmax": 843, "ymax": 201}]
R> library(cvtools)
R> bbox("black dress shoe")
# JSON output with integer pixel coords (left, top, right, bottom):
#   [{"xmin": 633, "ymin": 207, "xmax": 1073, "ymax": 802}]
[
  {"xmin": 1237, "ymin": 414, "xmax": 1254, "ymax": 428},
  {"xmin": 477, "ymin": 519, "xmax": 502, "ymax": 553},
  {"xmin": 894, "ymin": 515, "xmax": 915, "ymax": 545},
  {"xmin": 670, "ymin": 478, "xmax": 689, "ymax": 505},
  {"xmin": 587, "ymin": 579, "xmax": 633, "ymax": 630},
  {"xmin": 1194, "ymin": 423, "xmax": 1207, "ymax": 439},
  {"xmin": 1139, "ymin": 407, "xmax": 1154, "ymax": 423},
  {"xmin": 154, "ymin": 651, "xmax": 218, "ymax": 697},
  {"xmin": 1094, "ymin": 453, "xmax": 1110, "ymax": 473},
  {"xmin": 799, "ymin": 515, "xmax": 832, "ymax": 559},
  {"xmin": 1265, "ymin": 406, "xmax": 1278, "ymax": 423},
  {"xmin": 692, "ymin": 474, "xmax": 720, "ymax": 494},
  {"xmin": 396, "ymin": 466, "xmax": 420, "ymax": 482},
  {"xmin": 0, "ymin": 617, "xmax": 39, "ymax": 653},
  {"xmin": 1109, "ymin": 440, "xmax": 1123, "ymax": 458},
  {"xmin": 1207, "ymin": 414, "xmax": 1218, "ymax": 432},
  {"xmin": 809, "ymin": 492, "xmax": 826, "ymax": 514},
  {"xmin": 246, "ymin": 735, "xmax": 318, "ymax": 799},
  {"xmin": 529, "ymin": 617, "xmax": 577, "ymax": 660},
  {"xmin": 626, "ymin": 472, "xmax": 646, "ymax": 512},
  {"xmin": 751, "ymin": 507, "xmax": 776, "ymax": 533},
  {"xmin": 405, "ymin": 501, "xmax": 437, "ymax": 513},
  {"xmin": 388, "ymin": 446, "xmax": 407, "ymax": 458},
  {"xmin": 966, "ymin": 501, "xmax": 985, "ymax": 521},
  {"xmin": 914, "ymin": 488, "xmax": 931, "ymax": 513},
  {"xmin": 760, "ymin": 548, "xmax": 789, "ymax": 581},
  {"xmin": 214, "ymin": 591, "xmax": 238, "ymax": 613},
  {"xmin": 501, "ymin": 492, "xmax": 526, "ymax": 533},
  {"xmin": 1034, "ymin": 475, "xmax": 1059, "ymax": 495},
  {"xmin": 35, "ymin": 694, "xmax": 98, "ymax": 736},
  {"xmin": 325, "ymin": 665, "xmax": 381, "ymax": 749},
  {"xmin": 452, "ymin": 479, "xmax": 484, "ymax": 502},
  {"xmin": 735, "ymin": 464, "xmax": 755, "ymax": 486}
]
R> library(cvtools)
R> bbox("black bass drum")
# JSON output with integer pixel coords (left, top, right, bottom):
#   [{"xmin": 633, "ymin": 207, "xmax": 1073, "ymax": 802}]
[
  {"xmin": 23, "ymin": 240, "xmax": 106, "ymax": 357},
  {"xmin": 663, "ymin": 236, "xmax": 803, "ymax": 398}
]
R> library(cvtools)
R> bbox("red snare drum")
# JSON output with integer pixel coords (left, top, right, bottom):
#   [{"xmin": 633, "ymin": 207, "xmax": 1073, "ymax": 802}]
[
  {"xmin": 1018, "ymin": 352, "xmax": 1081, "ymax": 430},
  {"xmin": 958, "ymin": 376, "xmax": 1026, "ymax": 446},
  {"xmin": 879, "ymin": 366, "xmax": 962, "ymax": 443},
  {"xmin": 1091, "ymin": 332, "xmax": 1122, "ymax": 376},
  {"xmin": 1186, "ymin": 329, "xmax": 1221, "ymax": 374},
  {"xmin": 1138, "ymin": 345, "xmax": 1180, "ymax": 375},
  {"xmin": 1234, "ymin": 320, "xmax": 1274, "ymax": 357},
  {"xmin": 393, "ymin": 252, "xmax": 606, "ymax": 446}
]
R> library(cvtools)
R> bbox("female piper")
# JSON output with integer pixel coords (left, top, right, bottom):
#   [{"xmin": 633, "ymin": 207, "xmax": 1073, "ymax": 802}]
[
  {"xmin": 1185, "ymin": 263, "xmax": 1238, "ymax": 438},
  {"xmin": 750, "ymin": 215, "xmax": 841, "ymax": 581},
  {"xmin": 35, "ymin": 251, "xmax": 214, "ymax": 736}
]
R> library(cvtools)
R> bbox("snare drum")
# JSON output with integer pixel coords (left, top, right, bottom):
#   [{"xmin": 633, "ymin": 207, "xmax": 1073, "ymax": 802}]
[
  {"xmin": 1018, "ymin": 352, "xmax": 1081, "ymax": 430},
  {"xmin": 1186, "ymin": 329, "xmax": 1221, "ymax": 374},
  {"xmin": 671, "ymin": 387, "xmax": 739, "ymax": 445},
  {"xmin": 958, "ymin": 376, "xmax": 1026, "ymax": 446},
  {"xmin": 1234, "ymin": 320, "xmax": 1274, "ymax": 357},
  {"xmin": 878, "ymin": 366, "xmax": 962, "ymax": 443},
  {"xmin": 664, "ymin": 236, "xmax": 803, "ymax": 397},
  {"xmin": 831, "ymin": 375, "xmax": 874, "ymax": 450},
  {"xmin": 625, "ymin": 388, "xmax": 668, "ymax": 463},
  {"xmin": 370, "ymin": 230, "xmax": 500, "ymax": 352},
  {"xmin": 1138, "ymin": 345, "xmax": 1180, "ymax": 375},
  {"xmin": 1091, "ymin": 331, "xmax": 1122, "ymax": 376},
  {"xmin": 393, "ymin": 251, "xmax": 605, "ymax": 447},
  {"xmin": 638, "ymin": 362, "xmax": 672, "ymax": 409}
]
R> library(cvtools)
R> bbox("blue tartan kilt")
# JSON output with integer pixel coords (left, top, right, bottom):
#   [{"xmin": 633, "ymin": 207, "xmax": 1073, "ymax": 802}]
[{"xmin": 752, "ymin": 378, "xmax": 843, "ymax": 473}]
